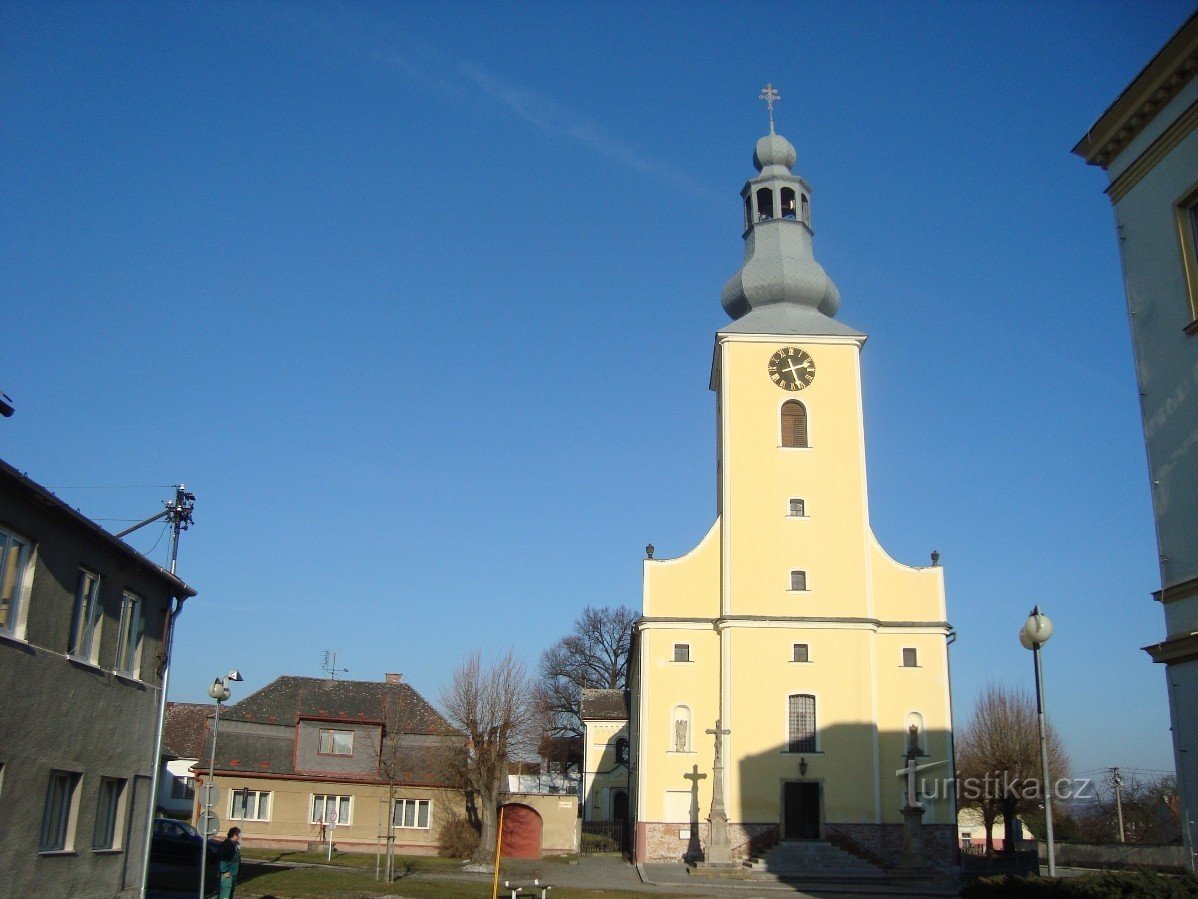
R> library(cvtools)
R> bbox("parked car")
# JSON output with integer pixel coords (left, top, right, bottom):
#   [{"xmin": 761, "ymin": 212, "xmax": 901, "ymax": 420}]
[{"xmin": 151, "ymin": 818, "xmax": 218, "ymax": 865}]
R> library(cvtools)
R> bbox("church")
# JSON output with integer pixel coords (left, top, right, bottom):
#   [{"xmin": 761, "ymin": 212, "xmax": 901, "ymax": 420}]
[{"xmin": 628, "ymin": 92, "xmax": 956, "ymax": 867}]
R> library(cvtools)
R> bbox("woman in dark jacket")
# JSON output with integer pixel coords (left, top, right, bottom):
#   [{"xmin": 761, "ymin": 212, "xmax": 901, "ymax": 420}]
[{"xmin": 215, "ymin": 826, "xmax": 241, "ymax": 898}]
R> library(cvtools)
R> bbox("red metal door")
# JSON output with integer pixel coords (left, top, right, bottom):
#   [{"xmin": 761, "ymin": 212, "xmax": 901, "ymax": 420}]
[{"xmin": 501, "ymin": 804, "xmax": 543, "ymax": 859}]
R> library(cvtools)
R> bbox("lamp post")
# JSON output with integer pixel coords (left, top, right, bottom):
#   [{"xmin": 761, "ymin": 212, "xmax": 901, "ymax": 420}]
[
  {"xmin": 199, "ymin": 669, "xmax": 243, "ymax": 899},
  {"xmin": 1019, "ymin": 607, "xmax": 1055, "ymax": 877}
]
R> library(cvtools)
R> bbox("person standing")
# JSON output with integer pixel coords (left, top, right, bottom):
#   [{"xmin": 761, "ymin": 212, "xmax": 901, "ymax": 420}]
[{"xmin": 214, "ymin": 826, "xmax": 241, "ymax": 898}]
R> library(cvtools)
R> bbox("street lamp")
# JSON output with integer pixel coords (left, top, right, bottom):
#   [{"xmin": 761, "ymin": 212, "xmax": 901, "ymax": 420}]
[
  {"xmin": 1019, "ymin": 607, "xmax": 1055, "ymax": 877},
  {"xmin": 199, "ymin": 669, "xmax": 243, "ymax": 899}
]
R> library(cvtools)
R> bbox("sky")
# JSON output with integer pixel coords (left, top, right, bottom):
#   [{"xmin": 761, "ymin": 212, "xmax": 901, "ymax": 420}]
[{"xmin": 1, "ymin": 1, "xmax": 1191, "ymax": 780}]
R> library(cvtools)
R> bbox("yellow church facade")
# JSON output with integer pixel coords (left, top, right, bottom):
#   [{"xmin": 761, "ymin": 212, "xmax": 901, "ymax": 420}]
[{"xmin": 629, "ymin": 114, "xmax": 956, "ymax": 867}]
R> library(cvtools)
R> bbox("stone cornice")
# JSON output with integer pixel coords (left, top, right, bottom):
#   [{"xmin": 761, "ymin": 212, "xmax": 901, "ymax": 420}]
[
  {"xmin": 1073, "ymin": 13, "xmax": 1198, "ymax": 170},
  {"xmin": 1143, "ymin": 631, "xmax": 1198, "ymax": 665}
]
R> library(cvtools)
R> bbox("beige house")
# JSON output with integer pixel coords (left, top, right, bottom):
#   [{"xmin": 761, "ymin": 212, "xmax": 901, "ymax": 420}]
[{"xmin": 196, "ymin": 674, "xmax": 464, "ymax": 855}]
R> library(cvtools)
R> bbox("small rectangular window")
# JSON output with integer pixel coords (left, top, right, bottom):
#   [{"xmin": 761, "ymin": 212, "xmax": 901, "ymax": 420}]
[
  {"xmin": 318, "ymin": 729, "xmax": 354, "ymax": 755},
  {"xmin": 673, "ymin": 643, "xmax": 691, "ymax": 663},
  {"xmin": 0, "ymin": 527, "xmax": 32, "ymax": 636},
  {"xmin": 788, "ymin": 498, "xmax": 805, "ymax": 517},
  {"xmin": 115, "ymin": 591, "xmax": 144, "ymax": 677},
  {"xmin": 70, "ymin": 570, "xmax": 102, "ymax": 663},
  {"xmin": 40, "ymin": 770, "xmax": 80, "ymax": 851},
  {"xmin": 93, "ymin": 778, "xmax": 125, "ymax": 850},
  {"xmin": 793, "ymin": 643, "xmax": 809, "ymax": 663},
  {"xmin": 393, "ymin": 798, "xmax": 431, "ymax": 829},
  {"xmin": 902, "ymin": 648, "xmax": 918, "ymax": 668},
  {"xmin": 790, "ymin": 570, "xmax": 807, "ymax": 591}
]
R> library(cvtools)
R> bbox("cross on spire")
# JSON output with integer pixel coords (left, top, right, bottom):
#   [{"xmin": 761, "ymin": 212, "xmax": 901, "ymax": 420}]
[{"xmin": 759, "ymin": 83, "xmax": 781, "ymax": 133}]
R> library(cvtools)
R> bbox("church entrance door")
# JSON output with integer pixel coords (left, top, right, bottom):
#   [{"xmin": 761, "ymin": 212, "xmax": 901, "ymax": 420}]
[{"xmin": 782, "ymin": 781, "xmax": 821, "ymax": 840}]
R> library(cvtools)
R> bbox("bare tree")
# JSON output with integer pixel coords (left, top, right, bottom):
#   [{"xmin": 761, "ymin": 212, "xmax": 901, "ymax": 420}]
[
  {"xmin": 440, "ymin": 649, "xmax": 538, "ymax": 868},
  {"xmin": 1079, "ymin": 771, "xmax": 1180, "ymax": 844},
  {"xmin": 536, "ymin": 605, "xmax": 636, "ymax": 750},
  {"xmin": 956, "ymin": 684, "xmax": 1071, "ymax": 856}
]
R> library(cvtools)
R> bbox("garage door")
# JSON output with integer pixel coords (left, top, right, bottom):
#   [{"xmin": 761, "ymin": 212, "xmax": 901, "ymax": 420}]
[{"xmin": 501, "ymin": 804, "xmax": 543, "ymax": 859}]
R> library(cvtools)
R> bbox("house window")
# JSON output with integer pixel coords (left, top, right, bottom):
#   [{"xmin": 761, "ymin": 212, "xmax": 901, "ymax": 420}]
[
  {"xmin": 788, "ymin": 498, "xmax": 806, "ymax": 517},
  {"xmin": 40, "ymin": 770, "xmax": 80, "ymax": 851},
  {"xmin": 115, "ymin": 591, "xmax": 144, "ymax": 677},
  {"xmin": 1174, "ymin": 185, "xmax": 1198, "ymax": 327},
  {"xmin": 70, "ymin": 569, "xmax": 102, "ymax": 663},
  {"xmin": 902, "ymin": 648, "xmax": 918, "ymax": 668},
  {"xmin": 393, "ymin": 798, "xmax": 431, "ymax": 829},
  {"xmin": 781, "ymin": 400, "xmax": 808, "ymax": 448},
  {"xmin": 312, "ymin": 794, "xmax": 351, "ymax": 825},
  {"xmin": 756, "ymin": 187, "xmax": 774, "ymax": 220},
  {"xmin": 788, "ymin": 694, "xmax": 816, "ymax": 753},
  {"xmin": 670, "ymin": 705, "xmax": 691, "ymax": 752},
  {"xmin": 170, "ymin": 776, "xmax": 195, "ymax": 801},
  {"xmin": 792, "ymin": 643, "xmax": 810, "ymax": 663},
  {"xmin": 790, "ymin": 570, "xmax": 808, "ymax": 592},
  {"xmin": 93, "ymin": 777, "xmax": 125, "ymax": 850},
  {"xmin": 318, "ymin": 729, "xmax": 354, "ymax": 756},
  {"xmin": 673, "ymin": 643, "xmax": 691, "ymax": 663},
  {"xmin": 231, "ymin": 789, "xmax": 271, "ymax": 821},
  {"xmin": 0, "ymin": 526, "xmax": 32, "ymax": 636}
]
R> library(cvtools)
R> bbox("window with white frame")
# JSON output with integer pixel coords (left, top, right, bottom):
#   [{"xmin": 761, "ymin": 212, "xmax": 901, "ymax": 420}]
[
  {"xmin": 318, "ymin": 729, "xmax": 354, "ymax": 756},
  {"xmin": 787, "ymin": 694, "xmax": 817, "ymax": 753},
  {"xmin": 393, "ymin": 798, "xmax": 431, "ymax": 829},
  {"xmin": 70, "ymin": 569, "xmax": 102, "ymax": 663},
  {"xmin": 672, "ymin": 643, "xmax": 690, "ymax": 663},
  {"xmin": 311, "ymin": 794, "xmax": 351, "ymax": 825},
  {"xmin": 902, "ymin": 648, "xmax": 918, "ymax": 668},
  {"xmin": 792, "ymin": 643, "xmax": 810, "ymax": 663},
  {"xmin": 231, "ymin": 789, "xmax": 271, "ymax": 821},
  {"xmin": 93, "ymin": 777, "xmax": 125, "ymax": 850},
  {"xmin": 40, "ymin": 770, "xmax": 80, "ymax": 851},
  {"xmin": 788, "ymin": 498, "xmax": 806, "ymax": 517},
  {"xmin": 789, "ymin": 570, "xmax": 808, "ymax": 591},
  {"xmin": 115, "ymin": 591, "xmax": 144, "ymax": 677},
  {"xmin": 0, "ymin": 526, "xmax": 32, "ymax": 637}
]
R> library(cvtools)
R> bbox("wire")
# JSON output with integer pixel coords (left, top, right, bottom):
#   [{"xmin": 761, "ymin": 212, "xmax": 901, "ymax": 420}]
[{"xmin": 141, "ymin": 522, "xmax": 171, "ymax": 558}]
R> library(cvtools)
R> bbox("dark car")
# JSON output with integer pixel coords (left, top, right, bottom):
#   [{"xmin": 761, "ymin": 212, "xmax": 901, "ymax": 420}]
[{"xmin": 151, "ymin": 818, "xmax": 218, "ymax": 865}]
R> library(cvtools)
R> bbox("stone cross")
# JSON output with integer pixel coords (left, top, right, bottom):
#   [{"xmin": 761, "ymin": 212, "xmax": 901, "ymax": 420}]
[
  {"xmin": 703, "ymin": 719, "xmax": 733, "ymax": 864},
  {"xmin": 902, "ymin": 754, "xmax": 922, "ymax": 810},
  {"xmin": 759, "ymin": 83, "xmax": 781, "ymax": 131},
  {"xmin": 705, "ymin": 719, "xmax": 731, "ymax": 766}
]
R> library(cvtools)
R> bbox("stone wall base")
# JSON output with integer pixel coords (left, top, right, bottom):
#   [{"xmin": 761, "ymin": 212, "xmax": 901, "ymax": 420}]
[{"xmin": 635, "ymin": 820, "xmax": 957, "ymax": 867}]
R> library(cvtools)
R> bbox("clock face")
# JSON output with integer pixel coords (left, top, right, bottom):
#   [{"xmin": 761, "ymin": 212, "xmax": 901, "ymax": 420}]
[{"xmin": 768, "ymin": 347, "xmax": 816, "ymax": 391}]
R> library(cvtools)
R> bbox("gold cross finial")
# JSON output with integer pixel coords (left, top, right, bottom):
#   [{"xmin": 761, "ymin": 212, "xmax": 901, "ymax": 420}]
[{"xmin": 759, "ymin": 83, "xmax": 780, "ymax": 133}]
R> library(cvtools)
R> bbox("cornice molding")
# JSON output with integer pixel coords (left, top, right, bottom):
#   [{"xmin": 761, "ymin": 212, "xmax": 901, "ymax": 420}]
[{"xmin": 1143, "ymin": 630, "xmax": 1198, "ymax": 665}]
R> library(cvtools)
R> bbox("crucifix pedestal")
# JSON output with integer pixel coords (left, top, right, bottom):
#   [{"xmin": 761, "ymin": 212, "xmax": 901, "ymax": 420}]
[
  {"xmin": 700, "ymin": 719, "xmax": 735, "ymax": 866},
  {"xmin": 898, "ymin": 749, "xmax": 929, "ymax": 871}
]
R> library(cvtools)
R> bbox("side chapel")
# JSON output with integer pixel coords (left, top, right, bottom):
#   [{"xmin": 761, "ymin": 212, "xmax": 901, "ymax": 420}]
[{"xmin": 628, "ymin": 92, "xmax": 956, "ymax": 866}]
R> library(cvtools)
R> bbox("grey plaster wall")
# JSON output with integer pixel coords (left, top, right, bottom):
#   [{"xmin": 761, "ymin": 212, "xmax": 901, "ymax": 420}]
[
  {"xmin": 294, "ymin": 720, "xmax": 381, "ymax": 776},
  {"xmin": 0, "ymin": 480, "xmax": 178, "ymax": 897}
]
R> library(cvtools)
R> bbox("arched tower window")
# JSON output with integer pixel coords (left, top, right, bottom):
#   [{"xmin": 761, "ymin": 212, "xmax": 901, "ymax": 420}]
[
  {"xmin": 788, "ymin": 694, "xmax": 817, "ymax": 752},
  {"xmin": 743, "ymin": 195, "xmax": 752, "ymax": 231},
  {"xmin": 801, "ymin": 193, "xmax": 810, "ymax": 224},
  {"xmin": 615, "ymin": 737, "xmax": 630, "ymax": 765},
  {"xmin": 781, "ymin": 400, "xmax": 808, "ymax": 448},
  {"xmin": 756, "ymin": 187, "xmax": 774, "ymax": 220},
  {"xmin": 781, "ymin": 187, "xmax": 797, "ymax": 219},
  {"xmin": 670, "ymin": 705, "xmax": 691, "ymax": 752}
]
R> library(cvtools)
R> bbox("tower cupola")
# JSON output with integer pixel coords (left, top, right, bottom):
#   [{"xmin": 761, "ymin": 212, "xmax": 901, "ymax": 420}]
[{"xmin": 721, "ymin": 85, "xmax": 841, "ymax": 324}]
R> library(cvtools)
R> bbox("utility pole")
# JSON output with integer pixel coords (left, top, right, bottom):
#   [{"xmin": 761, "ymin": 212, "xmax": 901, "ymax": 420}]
[
  {"xmin": 1112, "ymin": 767, "xmax": 1126, "ymax": 843},
  {"xmin": 132, "ymin": 486, "xmax": 196, "ymax": 899}
]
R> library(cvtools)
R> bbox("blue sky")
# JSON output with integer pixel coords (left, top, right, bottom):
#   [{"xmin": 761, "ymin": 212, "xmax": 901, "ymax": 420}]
[{"xmin": 1, "ymin": 1, "xmax": 1190, "ymax": 778}]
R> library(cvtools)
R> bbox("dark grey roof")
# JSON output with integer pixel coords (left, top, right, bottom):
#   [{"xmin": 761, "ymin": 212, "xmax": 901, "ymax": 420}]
[
  {"xmin": 223, "ymin": 676, "xmax": 457, "ymax": 736},
  {"xmin": 581, "ymin": 688, "xmax": 629, "ymax": 721},
  {"xmin": 163, "ymin": 702, "xmax": 212, "ymax": 759}
]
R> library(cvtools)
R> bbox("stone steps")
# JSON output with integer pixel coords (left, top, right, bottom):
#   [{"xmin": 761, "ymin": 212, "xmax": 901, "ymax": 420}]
[{"xmin": 744, "ymin": 839, "xmax": 886, "ymax": 879}]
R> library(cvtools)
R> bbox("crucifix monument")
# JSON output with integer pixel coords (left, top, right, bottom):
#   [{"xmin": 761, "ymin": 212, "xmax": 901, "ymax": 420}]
[{"xmin": 703, "ymin": 719, "xmax": 733, "ymax": 865}]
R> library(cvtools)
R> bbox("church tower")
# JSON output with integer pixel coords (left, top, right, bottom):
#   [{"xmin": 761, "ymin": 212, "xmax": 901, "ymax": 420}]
[{"xmin": 629, "ymin": 92, "xmax": 956, "ymax": 867}]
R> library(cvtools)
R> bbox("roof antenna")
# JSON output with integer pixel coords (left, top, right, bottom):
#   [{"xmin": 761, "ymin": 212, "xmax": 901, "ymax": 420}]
[{"xmin": 321, "ymin": 651, "xmax": 348, "ymax": 680}]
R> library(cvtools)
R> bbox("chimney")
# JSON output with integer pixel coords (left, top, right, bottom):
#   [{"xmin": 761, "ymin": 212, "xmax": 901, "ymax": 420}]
[{"xmin": 385, "ymin": 673, "xmax": 402, "ymax": 685}]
